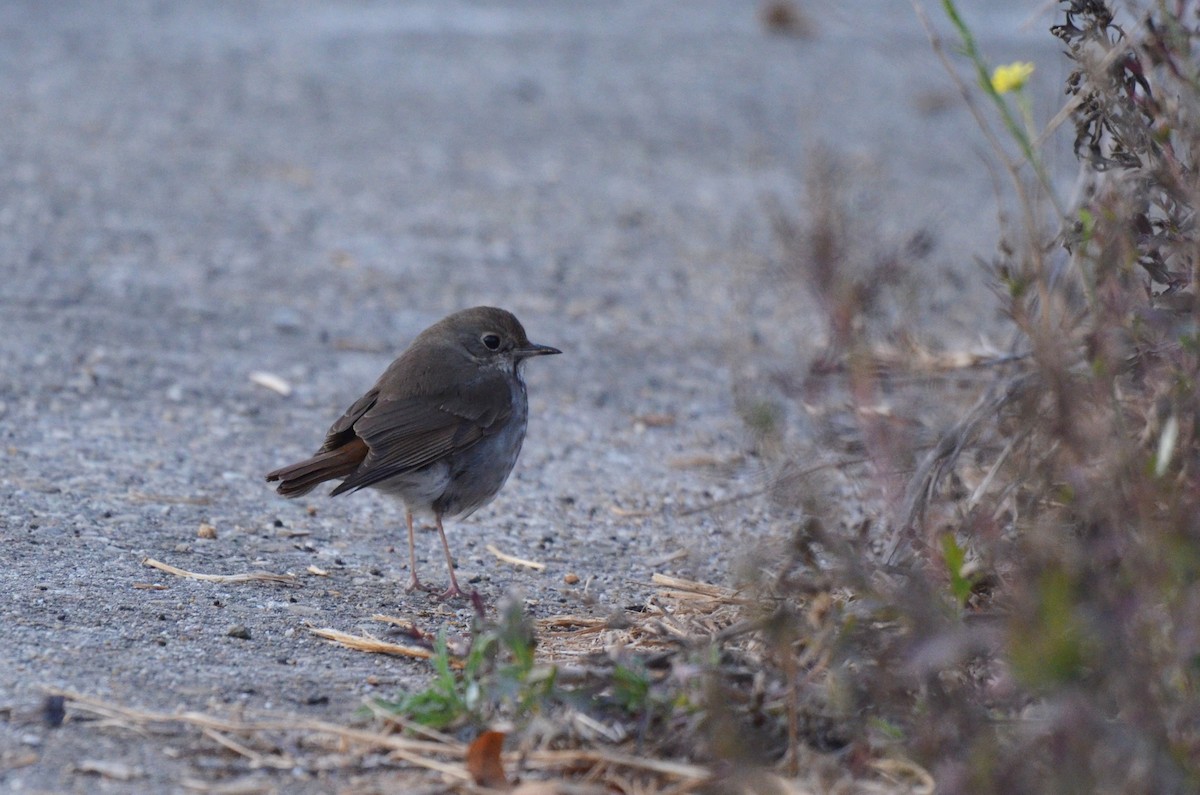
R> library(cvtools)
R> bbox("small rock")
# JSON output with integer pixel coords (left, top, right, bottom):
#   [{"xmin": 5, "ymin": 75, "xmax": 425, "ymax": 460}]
[
  {"xmin": 271, "ymin": 307, "xmax": 304, "ymax": 333},
  {"xmin": 43, "ymin": 695, "xmax": 65, "ymax": 728},
  {"xmin": 227, "ymin": 625, "xmax": 252, "ymax": 640},
  {"xmin": 563, "ymin": 573, "xmax": 580, "ymax": 585},
  {"xmin": 249, "ymin": 371, "xmax": 292, "ymax": 396},
  {"xmin": 77, "ymin": 760, "xmax": 140, "ymax": 781},
  {"xmin": 197, "ymin": 523, "xmax": 217, "ymax": 539}
]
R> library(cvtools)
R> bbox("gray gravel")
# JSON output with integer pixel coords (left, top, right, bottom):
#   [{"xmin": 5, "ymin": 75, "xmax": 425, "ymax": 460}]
[{"xmin": 0, "ymin": 1, "xmax": 1070, "ymax": 791}]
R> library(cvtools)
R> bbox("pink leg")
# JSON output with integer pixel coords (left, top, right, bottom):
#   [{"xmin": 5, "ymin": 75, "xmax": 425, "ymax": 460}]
[
  {"xmin": 403, "ymin": 510, "xmax": 424, "ymax": 593},
  {"xmin": 434, "ymin": 514, "xmax": 465, "ymax": 600}
]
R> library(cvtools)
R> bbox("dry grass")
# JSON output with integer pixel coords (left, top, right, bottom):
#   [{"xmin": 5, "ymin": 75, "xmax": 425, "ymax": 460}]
[
  {"xmin": 140, "ymin": 557, "xmax": 298, "ymax": 585},
  {"xmin": 734, "ymin": 2, "xmax": 1200, "ymax": 792},
  {"xmin": 53, "ymin": 574, "xmax": 933, "ymax": 793}
]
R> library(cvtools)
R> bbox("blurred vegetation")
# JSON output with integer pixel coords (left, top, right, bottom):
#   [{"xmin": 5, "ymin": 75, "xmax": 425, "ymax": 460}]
[{"xmin": 747, "ymin": 0, "xmax": 1200, "ymax": 791}]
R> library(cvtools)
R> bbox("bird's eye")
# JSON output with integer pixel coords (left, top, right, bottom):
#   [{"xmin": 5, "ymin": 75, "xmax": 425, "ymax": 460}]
[{"xmin": 481, "ymin": 333, "xmax": 502, "ymax": 351}]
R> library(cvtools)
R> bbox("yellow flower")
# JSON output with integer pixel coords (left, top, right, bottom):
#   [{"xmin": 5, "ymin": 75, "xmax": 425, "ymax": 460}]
[{"xmin": 991, "ymin": 62, "xmax": 1035, "ymax": 93}]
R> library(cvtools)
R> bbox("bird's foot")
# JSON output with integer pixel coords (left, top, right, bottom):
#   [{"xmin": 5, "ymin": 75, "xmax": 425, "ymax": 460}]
[
  {"xmin": 435, "ymin": 583, "xmax": 467, "ymax": 601},
  {"xmin": 405, "ymin": 575, "xmax": 436, "ymax": 594}
]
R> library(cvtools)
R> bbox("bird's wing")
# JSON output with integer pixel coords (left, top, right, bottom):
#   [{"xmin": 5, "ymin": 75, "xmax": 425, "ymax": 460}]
[
  {"xmin": 318, "ymin": 388, "xmax": 381, "ymax": 452},
  {"xmin": 330, "ymin": 370, "xmax": 514, "ymax": 494}
]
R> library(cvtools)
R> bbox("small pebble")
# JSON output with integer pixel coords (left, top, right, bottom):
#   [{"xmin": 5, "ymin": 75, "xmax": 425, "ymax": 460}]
[
  {"xmin": 197, "ymin": 523, "xmax": 217, "ymax": 539},
  {"xmin": 43, "ymin": 695, "xmax": 65, "ymax": 728},
  {"xmin": 227, "ymin": 625, "xmax": 252, "ymax": 640},
  {"xmin": 563, "ymin": 572, "xmax": 580, "ymax": 585}
]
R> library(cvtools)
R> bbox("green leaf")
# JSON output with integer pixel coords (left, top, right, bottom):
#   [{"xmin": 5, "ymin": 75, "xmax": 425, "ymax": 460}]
[{"xmin": 941, "ymin": 532, "xmax": 973, "ymax": 607}]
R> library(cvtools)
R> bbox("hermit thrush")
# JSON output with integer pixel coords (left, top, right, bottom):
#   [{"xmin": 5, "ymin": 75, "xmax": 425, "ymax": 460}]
[{"xmin": 266, "ymin": 307, "xmax": 560, "ymax": 599}]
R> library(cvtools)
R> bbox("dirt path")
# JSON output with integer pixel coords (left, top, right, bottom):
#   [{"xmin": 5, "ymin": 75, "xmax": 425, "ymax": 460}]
[{"xmin": 0, "ymin": 1, "xmax": 1068, "ymax": 791}]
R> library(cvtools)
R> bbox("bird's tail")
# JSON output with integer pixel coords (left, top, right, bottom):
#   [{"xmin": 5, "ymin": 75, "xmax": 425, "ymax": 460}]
[{"xmin": 265, "ymin": 437, "xmax": 369, "ymax": 498}]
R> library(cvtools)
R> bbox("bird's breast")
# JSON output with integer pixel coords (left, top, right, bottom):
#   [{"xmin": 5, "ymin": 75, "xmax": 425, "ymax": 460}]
[{"xmin": 433, "ymin": 380, "xmax": 529, "ymax": 519}]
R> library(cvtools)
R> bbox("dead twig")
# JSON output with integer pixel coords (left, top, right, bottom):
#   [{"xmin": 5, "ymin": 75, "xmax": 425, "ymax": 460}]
[
  {"xmin": 141, "ymin": 558, "xmax": 296, "ymax": 585},
  {"xmin": 486, "ymin": 544, "xmax": 547, "ymax": 571},
  {"xmin": 306, "ymin": 626, "xmax": 454, "ymax": 665}
]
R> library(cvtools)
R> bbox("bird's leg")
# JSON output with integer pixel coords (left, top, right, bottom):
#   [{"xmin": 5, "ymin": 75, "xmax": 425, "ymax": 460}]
[
  {"xmin": 434, "ymin": 514, "xmax": 465, "ymax": 600},
  {"xmin": 403, "ymin": 510, "xmax": 425, "ymax": 593}
]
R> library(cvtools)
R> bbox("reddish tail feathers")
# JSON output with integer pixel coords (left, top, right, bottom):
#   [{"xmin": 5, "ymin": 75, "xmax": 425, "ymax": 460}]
[{"xmin": 266, "ymin": 437, "xmax": 368, "ymax": 497}]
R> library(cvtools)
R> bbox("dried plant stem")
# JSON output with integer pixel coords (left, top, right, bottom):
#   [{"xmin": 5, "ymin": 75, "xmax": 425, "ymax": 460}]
[{"xmin": 141, "ymin": 558, "xmax": 296, "ymax": 585}]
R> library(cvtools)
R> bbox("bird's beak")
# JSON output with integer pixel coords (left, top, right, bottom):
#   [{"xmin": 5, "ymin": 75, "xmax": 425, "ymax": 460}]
[{"xmin": 515, "ymin": 342, "xmax": 562, "ymax": 359}]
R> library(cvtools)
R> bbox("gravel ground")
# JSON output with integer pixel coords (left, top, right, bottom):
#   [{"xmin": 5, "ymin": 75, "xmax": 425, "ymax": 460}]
[{"xmin": 0, "ymin": 2, "xmax": 1070, "ymax": 791}]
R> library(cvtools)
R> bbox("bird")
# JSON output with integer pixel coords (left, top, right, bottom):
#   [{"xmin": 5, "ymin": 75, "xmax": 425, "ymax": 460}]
[{"xmin": 265, "ymin": 306, "xmax": 560, "ymax": 599}]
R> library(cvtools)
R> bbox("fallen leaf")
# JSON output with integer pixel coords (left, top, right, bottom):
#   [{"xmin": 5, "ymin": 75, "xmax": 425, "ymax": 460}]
[{"xmin": 466, "ymin": 730, "xmax": 508, "ymax": 788}]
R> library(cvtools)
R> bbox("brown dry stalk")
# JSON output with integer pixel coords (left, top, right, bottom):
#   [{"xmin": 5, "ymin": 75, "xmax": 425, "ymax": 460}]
[
  {"xmin": 870, "ymin": 757, "xmax": 936, "ymax": 794},
  {"xmin": 649, "ymin": 573, "xmax": 755, "ymax": 607},
  {"xmin": 888, "ymin": 372, "xmax": 1033, "ymax": 563},
  {"xmin": 201, "ymin": 728, "xmax": 295, "ymax": 770},
  {"xmin": 141, "ymin": 557, "xmax": 296, "ymax": 585},
  {"xmin": 370, "ymin": 613, "xmax": 420, "ymax": 630},
  {"xmin": 50, "ymin": 689, "xmax": 459, "ymax": 755},
  {"xmin": 485, "ymin": 543, "xmax": 547, "ymax": 571},
  {"xmin": 305, "ymin": 626, "xmax": 454, "ymax": 665},
  {"xmin": 538, "ymin": 615, "xmax": 610, "ymax": 631},
  {"xmin": 520, "ymin": 748, "xmax": 707, "ymax": 780},
  {"xmin": 47, "ymin": 689, "xmax": 713, "ymax": 787},
  {"xmin": 650, "ymin": 573, "xmax": 733, "ymax": 598}
]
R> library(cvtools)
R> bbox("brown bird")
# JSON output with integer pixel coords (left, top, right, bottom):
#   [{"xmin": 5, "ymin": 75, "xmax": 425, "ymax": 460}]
[{"xmin": 266, "ymin": 307, "xmax": 560, "ymax": 599}]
